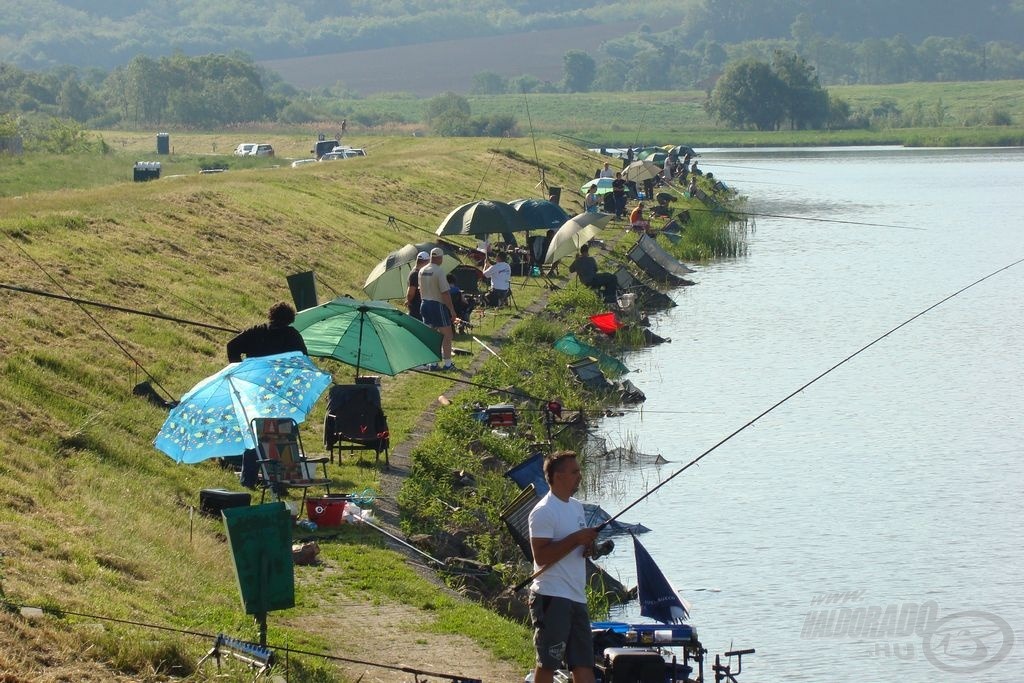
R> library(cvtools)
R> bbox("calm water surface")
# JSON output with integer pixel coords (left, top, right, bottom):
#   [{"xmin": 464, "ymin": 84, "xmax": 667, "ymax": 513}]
[{"xmin": 585, "ymin": 147, "xmax": 1024, "ymax": 682}]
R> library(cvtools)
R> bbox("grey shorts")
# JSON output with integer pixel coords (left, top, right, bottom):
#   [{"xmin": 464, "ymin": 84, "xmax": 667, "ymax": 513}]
[{"xmin": 530, "ymin": 593, "xmax": 594, "ymax": 671}]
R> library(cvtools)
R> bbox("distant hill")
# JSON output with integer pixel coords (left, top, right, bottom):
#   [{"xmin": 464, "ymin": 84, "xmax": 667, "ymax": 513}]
[{"xmin": 260, "ymin": 23, "xmax": 633, "ymax": 95}]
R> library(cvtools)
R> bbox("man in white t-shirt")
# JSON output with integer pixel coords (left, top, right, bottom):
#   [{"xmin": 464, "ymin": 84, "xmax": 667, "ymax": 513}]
[
  {"xmin": 482, "ymin": 251, "xmax": 513, "ymax": 307},
  {"xmin": 417, "ymin": 247, "xmax": 457, "ymax": 371},
  {"xmin": 528, "ymin": 451, "xmax": 600, "ymax": 683}
]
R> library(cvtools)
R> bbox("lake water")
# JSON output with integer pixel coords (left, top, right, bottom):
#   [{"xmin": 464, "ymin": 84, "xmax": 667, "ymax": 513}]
[{"xmin": 585, "ymin": 147, "xmax": 1024, "ymax": 683}]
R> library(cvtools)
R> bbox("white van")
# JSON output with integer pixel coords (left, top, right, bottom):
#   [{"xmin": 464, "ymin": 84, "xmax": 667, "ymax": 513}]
[{"xmin": 233, "ymin": 143, "xmax": 257, "ymax": 156}]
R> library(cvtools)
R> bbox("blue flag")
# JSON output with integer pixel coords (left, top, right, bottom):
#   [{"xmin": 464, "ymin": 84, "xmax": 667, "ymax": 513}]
[{"xmin": 633, "ymin": 534, "xmax": 690, "ymax": 623}]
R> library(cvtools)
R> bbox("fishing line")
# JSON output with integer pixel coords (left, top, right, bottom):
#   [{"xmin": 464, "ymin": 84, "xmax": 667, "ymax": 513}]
[
  {"xmin": 514, "ymin": 257, "xmax": 1024, "ymax": 591},
  {"xmin": 603, "ymin": 256, "xmax": 1024, "ymax": 528},
  {"xmin": 3, "ymin": 233, "xmax": 176, "ymax": 402}
]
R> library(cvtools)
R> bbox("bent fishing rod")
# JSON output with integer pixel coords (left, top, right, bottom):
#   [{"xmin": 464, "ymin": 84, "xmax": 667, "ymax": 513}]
[{"xmin": 513, "ymin": 256, "xmax": 1024, "ymax": 591}]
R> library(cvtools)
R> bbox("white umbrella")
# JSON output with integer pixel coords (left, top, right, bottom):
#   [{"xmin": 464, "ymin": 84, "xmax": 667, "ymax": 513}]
[
  {"xmin": 622, "ymin": 159, "xmax": 662, "ymax": 183},
  {"xmin": 543, "ymin": 212, "xmax": 612, "ymax": 265}
]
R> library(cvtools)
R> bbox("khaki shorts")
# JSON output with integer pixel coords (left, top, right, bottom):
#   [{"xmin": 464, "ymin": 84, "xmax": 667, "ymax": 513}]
[{"xmin": 530, "ymin": 593, "xmax": 594, "ymax": 671}]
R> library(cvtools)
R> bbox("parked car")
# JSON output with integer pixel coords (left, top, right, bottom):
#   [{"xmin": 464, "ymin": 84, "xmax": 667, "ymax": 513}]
[
  {"xmin": 252, "ymin": 144, "xmax": 274, "ymax": 157},
  {"xmin": 318, "ymin": 151, "xmax": 350, "ymax": 161},
  {"xmin": 331, "ymin": 146, "xmax": 366, "ymax": 157},
  {"xmin": 291, "ymin": 158, "xmax": 317, "ymax": 168},
  {"xmin": 233, "ymin": 143, "xmax": 257, "ymax": 156}
]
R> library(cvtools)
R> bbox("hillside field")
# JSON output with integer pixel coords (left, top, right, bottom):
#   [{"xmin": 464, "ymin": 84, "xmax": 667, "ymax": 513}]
[{"xmin": 0, "ymin": 136, "xmax": 619, "ymax": 680}]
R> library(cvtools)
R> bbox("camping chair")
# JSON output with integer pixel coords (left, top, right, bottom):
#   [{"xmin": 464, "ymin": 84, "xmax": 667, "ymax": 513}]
[
  {"xmin": 483, "ymin": 285, "xmax": 517, "ymax": 311},
  {"xmin": 567, "ymin": 356, "xmax": 615, "ymax": 393},
  {"xmin": 450, "ymin": 264, "xmax": 483, "ymax": 295},
  {"xmin": 250, "ymin": 417, "xmax": 330, "ymax": 512},
  {"xmin": 324, "ymin": 382, "xmax": 390, "ymax": 467}
]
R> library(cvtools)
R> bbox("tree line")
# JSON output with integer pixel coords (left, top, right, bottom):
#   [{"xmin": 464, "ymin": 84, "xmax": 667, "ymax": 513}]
[
  {"xmin": 485, "ymin": 30, "xmax": 1024, "ymax": 96},
  {"xmin": 4, "ymin": 0, "xmax": 1022, "ymax": 72}
]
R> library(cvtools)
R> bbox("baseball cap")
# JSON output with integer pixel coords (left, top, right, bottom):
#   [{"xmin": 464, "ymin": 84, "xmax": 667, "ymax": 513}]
[
  {"xmin": 416, "ymin": 251, "xmax": 430, "ymax": 261},
  {"xmin": 429, "ymin": 247, "xmax": 444, "ymax": 258}
]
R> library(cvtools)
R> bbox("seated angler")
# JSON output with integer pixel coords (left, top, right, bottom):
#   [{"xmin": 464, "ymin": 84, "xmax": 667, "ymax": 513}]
[{"xmin": 569, "ymin": 244, "xmax": 618, "ymax": 304}]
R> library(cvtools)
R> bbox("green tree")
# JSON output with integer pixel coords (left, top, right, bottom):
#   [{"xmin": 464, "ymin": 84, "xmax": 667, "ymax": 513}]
[
  {"xmin": 562, "ymin": 50, "xmax": 596, "ymax": 93},
  {"xmin": 471, "ymin": 71, "xmax": 508, "ymax": 95},
  {"xmin": 706, "ymin": 58, "xmax": 786, "ymax": 130},
  {"xmin": 772, "ymin": 49, "xmax": 829, "ymax": 129},
  {"xmin": 424, "ymin": 91, "xmax": 471, "ymax": 136},
  {"xmin": 593, "ymin": 58, "xmax": 628, "ymax": 91}
]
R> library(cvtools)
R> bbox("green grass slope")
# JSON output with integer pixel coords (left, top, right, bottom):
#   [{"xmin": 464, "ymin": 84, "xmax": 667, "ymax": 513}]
[{"xmin": 0, "ymin": 137, "xmax": 606, "ymax": 680}]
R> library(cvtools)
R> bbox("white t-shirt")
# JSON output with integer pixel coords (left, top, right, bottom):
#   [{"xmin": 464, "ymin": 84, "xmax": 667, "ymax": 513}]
[
  {"xmin": 482, "ymin": 260, "xmax": 512, "ymax": 291},
  {"xmin": 417, "ymin": 262, "xmax": 447, "ymax": 302},
  {"xmin": 528, "ymin": 492, "xmax": 587, "ymax": 604}
]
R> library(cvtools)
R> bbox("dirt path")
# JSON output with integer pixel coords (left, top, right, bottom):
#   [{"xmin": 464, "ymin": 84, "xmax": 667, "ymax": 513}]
[{"xmin": 306, "ymin": 300, "xmax": 549, "ymax": 682}]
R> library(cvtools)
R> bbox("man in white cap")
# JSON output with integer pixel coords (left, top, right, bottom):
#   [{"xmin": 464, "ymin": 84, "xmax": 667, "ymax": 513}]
[
  {"xmin": 417, "ymin": 247, "xmax": 457, "ymax": 371},
  {"xmin": 405, "ymin": 250, "xmax": 430, "ymax": 321}
]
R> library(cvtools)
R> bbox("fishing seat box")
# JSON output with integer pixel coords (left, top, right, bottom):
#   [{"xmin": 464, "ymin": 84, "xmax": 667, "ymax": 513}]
[
  {"xmin": 598, "ymin": 647, "xmax": 666, "ymax": 683},
  {"xmin": 485, "ymin": 403, "xmax": 517, "ymax": 428},
  {"xmin": 305, "ymin": 495, "xmax": 349, "ymax": 528},
  {"xmin": 199, "ymin": 488, "xmax": 251, "ymax": 517}
]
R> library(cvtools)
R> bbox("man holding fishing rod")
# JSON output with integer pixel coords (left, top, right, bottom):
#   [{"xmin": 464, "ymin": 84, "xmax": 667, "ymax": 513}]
[{"xmin": 528, "ymin": 451, "xmax": 601, "ymax": 683}]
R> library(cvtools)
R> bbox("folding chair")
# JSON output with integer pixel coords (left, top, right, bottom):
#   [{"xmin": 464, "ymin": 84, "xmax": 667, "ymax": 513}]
[
  {"xmin": 250, "ymin": 417, "xmax": 330, "ymax": 513},
  {"xmin": 567, "ymin": 356, "xmax": 615, "ymax": 393},
  {"xmin": 324, "ymin": 382, "xmax": 390, "ymax": 467}
]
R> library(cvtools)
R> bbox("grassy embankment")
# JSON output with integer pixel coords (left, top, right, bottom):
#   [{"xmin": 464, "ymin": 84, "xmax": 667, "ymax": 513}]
[
  {"xmin": 0, "ymin": 136, "xmax": 589, "ymax": 680},
  {"xmin": 0, "ymin": 132, "xmax": 743, "ymax": 680}
]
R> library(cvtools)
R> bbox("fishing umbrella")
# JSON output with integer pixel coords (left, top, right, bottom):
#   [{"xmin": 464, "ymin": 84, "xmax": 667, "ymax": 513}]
[
  {"xmin": 543, "ymin": 212, "xmax": 611, "ymax": 265},
  {"xmin": 509, "ymin": 198, "xmax": 571, "ymax": 231},
  {"xmin": 622, "ymin": 159, "xmax": 662, "ymax": 183},
  {"xmin": 434, "ymin": 200, "xmax": 529, "ymax": 240},
  {"xmin": 362, "ymin": 242, "xmax": 458, "ymax": 300},
  {"xmin": 153, "ymin": 351, "xmax": 332, "ymax": 464},
  {"xmin": 633, "ymin": 534, "xmax": 690, "ymax": 623},
  {"xmin": 293, "ymin": 297, "xmax": 442, "ymax": 378},
  {"xmin": 636, "ymin": 147, "xmax": 667, "ymax": 165},
  {"xmin": 580, "ymin": 178, "xmax": 614, "ymax": 196},
  {"xmin": 669, "ymin": 145, "xmax": 697, "ymax": 158}
]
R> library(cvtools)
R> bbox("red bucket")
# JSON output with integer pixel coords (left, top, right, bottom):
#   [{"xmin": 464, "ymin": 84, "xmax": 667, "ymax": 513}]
[{"xmin": 306, "ymin": 496, "xmax": 347, "ymax": 527}]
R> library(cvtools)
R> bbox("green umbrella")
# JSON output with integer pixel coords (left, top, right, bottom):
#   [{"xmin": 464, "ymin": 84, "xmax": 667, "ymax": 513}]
[
  {"xmin": 435, "ymin": 199, "xmax": 529, "ymax": 238},
  {"xmin": 293, "ymin": 297, "xmax": 442, "ymax": 378}
]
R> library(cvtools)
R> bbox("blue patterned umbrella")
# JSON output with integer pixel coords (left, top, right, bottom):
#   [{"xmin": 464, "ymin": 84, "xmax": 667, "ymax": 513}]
[{"xmin": 154, "ymin": 351, "xmax": 332, "ymax": 464}]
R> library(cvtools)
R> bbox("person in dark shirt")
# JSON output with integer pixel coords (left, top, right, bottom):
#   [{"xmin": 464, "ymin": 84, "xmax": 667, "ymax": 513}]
[
  {"xmin": 569, "ymin": 244, "xmax": 618, "ymax": 304},
  {"xmin": 227, "ymin": 302, "xmax": 307, "ymax": 362},
  {"xmin": 611, "ymin": 172, "xmax": 627, "ymax": 220},
  {"xmin": 405, "ymin": 251, "xmax": 430, "ymax": 320}
]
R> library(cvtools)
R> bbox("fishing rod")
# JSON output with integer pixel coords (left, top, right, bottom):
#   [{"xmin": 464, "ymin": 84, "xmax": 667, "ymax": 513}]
[
  {"xmin": 523, "ymin": 87, "xmax": 546, "ymax": 193},
  {"xmin": 0, "ymin": 283, "xmax": 240, "ymax": 333},
  {"xmin": 632, "ymin": 110, "xmax": 647, "ymax": 151},
  {"xmin": 2, "ymin": 598, "xmax": 482, "ymax": 683},
  {"xmin": 472, "ymin": 335, "xmax": 513, "ymax": 369},
  {"xmin": 4, "ymin": 232, "xmax": 177, "ymax": 402},
  {"xmin": 513, "ymin": 256, "xmax": 1024, "ymax": 591},
  {"xmin": 681, "ymin": 203, "xmax": 927, "ymax": 232},
  {"xmin": 655, "ymin": 184, "xmax": 926, "ymax": 231}
]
